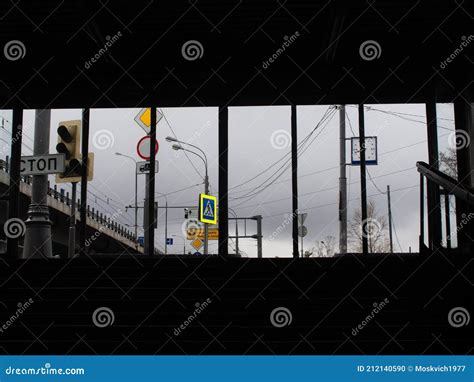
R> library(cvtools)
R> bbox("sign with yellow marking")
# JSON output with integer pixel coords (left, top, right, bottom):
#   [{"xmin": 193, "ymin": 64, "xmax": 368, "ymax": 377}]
[
  {"xmin": 134, "ymin": 108, "xmax": 164, "ymax": 133},
  {"xmin": 199, "ymin": 194, "xmax": 217, "ymax": 224},
  {"xmin": 191, "ymin": 238, "xmax": 203, "ymax": 251}
]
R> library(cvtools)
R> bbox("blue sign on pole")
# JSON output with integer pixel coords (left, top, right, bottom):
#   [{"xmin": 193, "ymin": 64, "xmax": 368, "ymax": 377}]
[
  {"xmin": 199, "ymin": 194, "xmax": 217, "ymax": 224},
  {"xmin": 194, "ymin": 251, "xmax": 202, "ymax": 256},
  {"xmin": 137, "ymin": 236, "xmax": 145, "ymax": 246},
  {"xmin": 166, "ymin": 238, "xmax": 173, "ymax": 245}
]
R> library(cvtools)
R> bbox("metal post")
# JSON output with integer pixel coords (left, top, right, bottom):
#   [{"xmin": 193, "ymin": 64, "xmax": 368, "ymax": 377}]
[
  {"xmin": 6, "ymin": 109, "xmax": 23, "ymax": 259},
  {"xmin": 144, "ymin": 173, "xmax": 150, "ymax": 255},
  {"xmin": 134, "ymin": 166, "xmax": 138, "ymax": 248},
  {"xmin": 425, "ymin": 101, "xmax": 442, "ymax": 250},
  {"xmin": 148, "ymin": 107, "xmax": 157, "ymax": 255},
  {"xmin": 291, "ymin": 105, "xmax": 299, "ymax": 258},
  {"xmin": 68, "ymin": 182, "xmax": 77, "ymax": 258},
  {"xmin": 419, "ymin": 173, "xmax": 425, "ymax": 252},
  {"xmin": 22, "ymin": 109, "xmax": 53, "ymax": 259},
  {"xmin": 387, "ymin": 185, "xmax": 393, "ymax": 253},
  {"xmin": 444, "ymin": 192, "xmax": 451, "ymax": 250},
  {"xmin": 218, "ymin": 107, "xmax": 228, "ymax": 256},
  {"xmin": 165, "ymin": 198, "xmax": 168, "ymax": 255},
  {"xmin": 300, "ymin": 231, "xmax": 304, "ymax": 257},
  {"xmin": 204, "ymin": 173, "xmax": 209, "ymax": 255},
  {"xmin": 235, "ymin": 217, "xmax": 239, "ymax": 256},
  {"xmin": 358, "ymin": 104, "xmax": 368, "ymax": 254},
  {"xmin": 256, "ymin": 215, "xmax": 262, "ymax": 258},
  {"xmin": 339, "ymin": 105, "xmax": 347, "ymax": 254},
  {"xmin": 79, "ymin": 108, "xmax": 89, "ymax": 255}
]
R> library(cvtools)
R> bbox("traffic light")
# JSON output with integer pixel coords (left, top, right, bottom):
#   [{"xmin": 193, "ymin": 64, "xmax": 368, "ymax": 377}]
[{"xmin": 55, "ymin": 120, "xmax": 94, "ymax": 183}]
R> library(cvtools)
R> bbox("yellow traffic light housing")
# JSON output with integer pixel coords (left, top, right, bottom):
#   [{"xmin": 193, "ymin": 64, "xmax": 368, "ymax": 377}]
[{"xmin": 55, "ymin": 120, "xmax": 94, "ymax": 183}]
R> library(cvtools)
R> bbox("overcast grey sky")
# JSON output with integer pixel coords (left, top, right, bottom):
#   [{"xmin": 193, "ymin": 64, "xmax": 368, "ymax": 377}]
[{"xmin": 0, "ymin": 104, "xmax": 456, "ymax": 257}]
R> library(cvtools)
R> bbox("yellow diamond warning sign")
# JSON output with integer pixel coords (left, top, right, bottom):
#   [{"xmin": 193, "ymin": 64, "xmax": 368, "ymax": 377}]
[
  {"xmin": 191, "ymin": 238, "xmax": 203, "ymax": 251},
  {"xmin": 134, "ymin": 108, "xmax": 164, "ymax": 133}
]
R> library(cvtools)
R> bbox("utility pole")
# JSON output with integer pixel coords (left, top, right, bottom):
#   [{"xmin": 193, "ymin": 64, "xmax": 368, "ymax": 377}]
[
  {"xmin": 339, "ymin": 105, "xmax": 347, "ymax": 254},
  {"xmin": 358, "ymin": 104, "xmax": 369, "ymax": 255},
  {"xmin": 387, "ymin": 185, "xmax": 394, "ymax": 253},
  {"xmin": 22, "ymin": 110, "xmax": 53, "ymax": 259},
  {"xmin": 68, "ymin": 182, "xmax": 77, "ymax": 258}
]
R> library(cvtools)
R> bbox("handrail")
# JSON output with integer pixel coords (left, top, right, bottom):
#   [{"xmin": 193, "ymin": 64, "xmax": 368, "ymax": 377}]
[{"xmin": 416, "ymin": 161, "xmax": 474, "ymax": 206}]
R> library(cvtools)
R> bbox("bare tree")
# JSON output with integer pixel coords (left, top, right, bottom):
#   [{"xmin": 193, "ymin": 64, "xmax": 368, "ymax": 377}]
[
  {"xmin": 439, "ymin": 147, "xmax": 457, "ymax": 179},
  {"xmin": 305, "ymin": 235, "xmax": 336, "ymax": 257},
  {"xmin": 349, "ymin": 200, "xmax": 390, "ymax": 253}
]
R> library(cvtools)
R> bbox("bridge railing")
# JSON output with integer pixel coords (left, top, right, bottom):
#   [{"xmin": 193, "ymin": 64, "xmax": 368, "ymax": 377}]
[
  {"xmin": 417, "ymin": 161, "xmax": 474, "ymax": 253},
  {"xmin": 1, "ymin": 157, "xmax": 140, "ymax": 246}
]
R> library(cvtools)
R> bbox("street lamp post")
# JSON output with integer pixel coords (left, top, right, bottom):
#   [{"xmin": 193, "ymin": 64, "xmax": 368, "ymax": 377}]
[
  {"xmin": 115, "ymin": 153, "xmax": 138, "ymax": 249},
  {"xmin": 167, "ymin": 137, "xmax": 210, "ymax": 256},
  {"xmin": 229, "ymin": 208, "xmax": 239, "ymax": 256},
  {"xmin": 171, "ymin": 234, "xmax": 186, "ymax": 254},
  {"xmin": 156, "ymin": 192, "xmax": 168, "ymax": 255}
]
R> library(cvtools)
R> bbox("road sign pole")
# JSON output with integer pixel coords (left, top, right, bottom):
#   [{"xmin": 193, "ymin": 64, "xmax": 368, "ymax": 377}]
[
  {"xmin": 22, "ymin": 109, "xmax": 53, "ymax": 259},
  {"xmin": 68, "ymin": 182, "xmax": 77, "ymax": 258},
  {"xmin": 300, "ymin": 232, "xmax": 304, "ymax": 257},
  {"xmin": 165, "ymin": 199, "xmax": 168, "ymax": 255},
  {"xmin": 134, "ymin": 167, "xmax": 138, "ymax": 250},
  {"xmin": 144, "ymin": 172, "xmax": 150, "ymax": 255},
  {"xmin": 204, "ymin": 174, "xmax": 209, "ymax": 255}
]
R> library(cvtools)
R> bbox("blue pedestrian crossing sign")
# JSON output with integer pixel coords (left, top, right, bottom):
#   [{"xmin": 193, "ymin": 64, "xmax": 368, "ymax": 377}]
[{"xmin": 199, "ymin": 194, "xmax": 217, "ymax": 224}]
